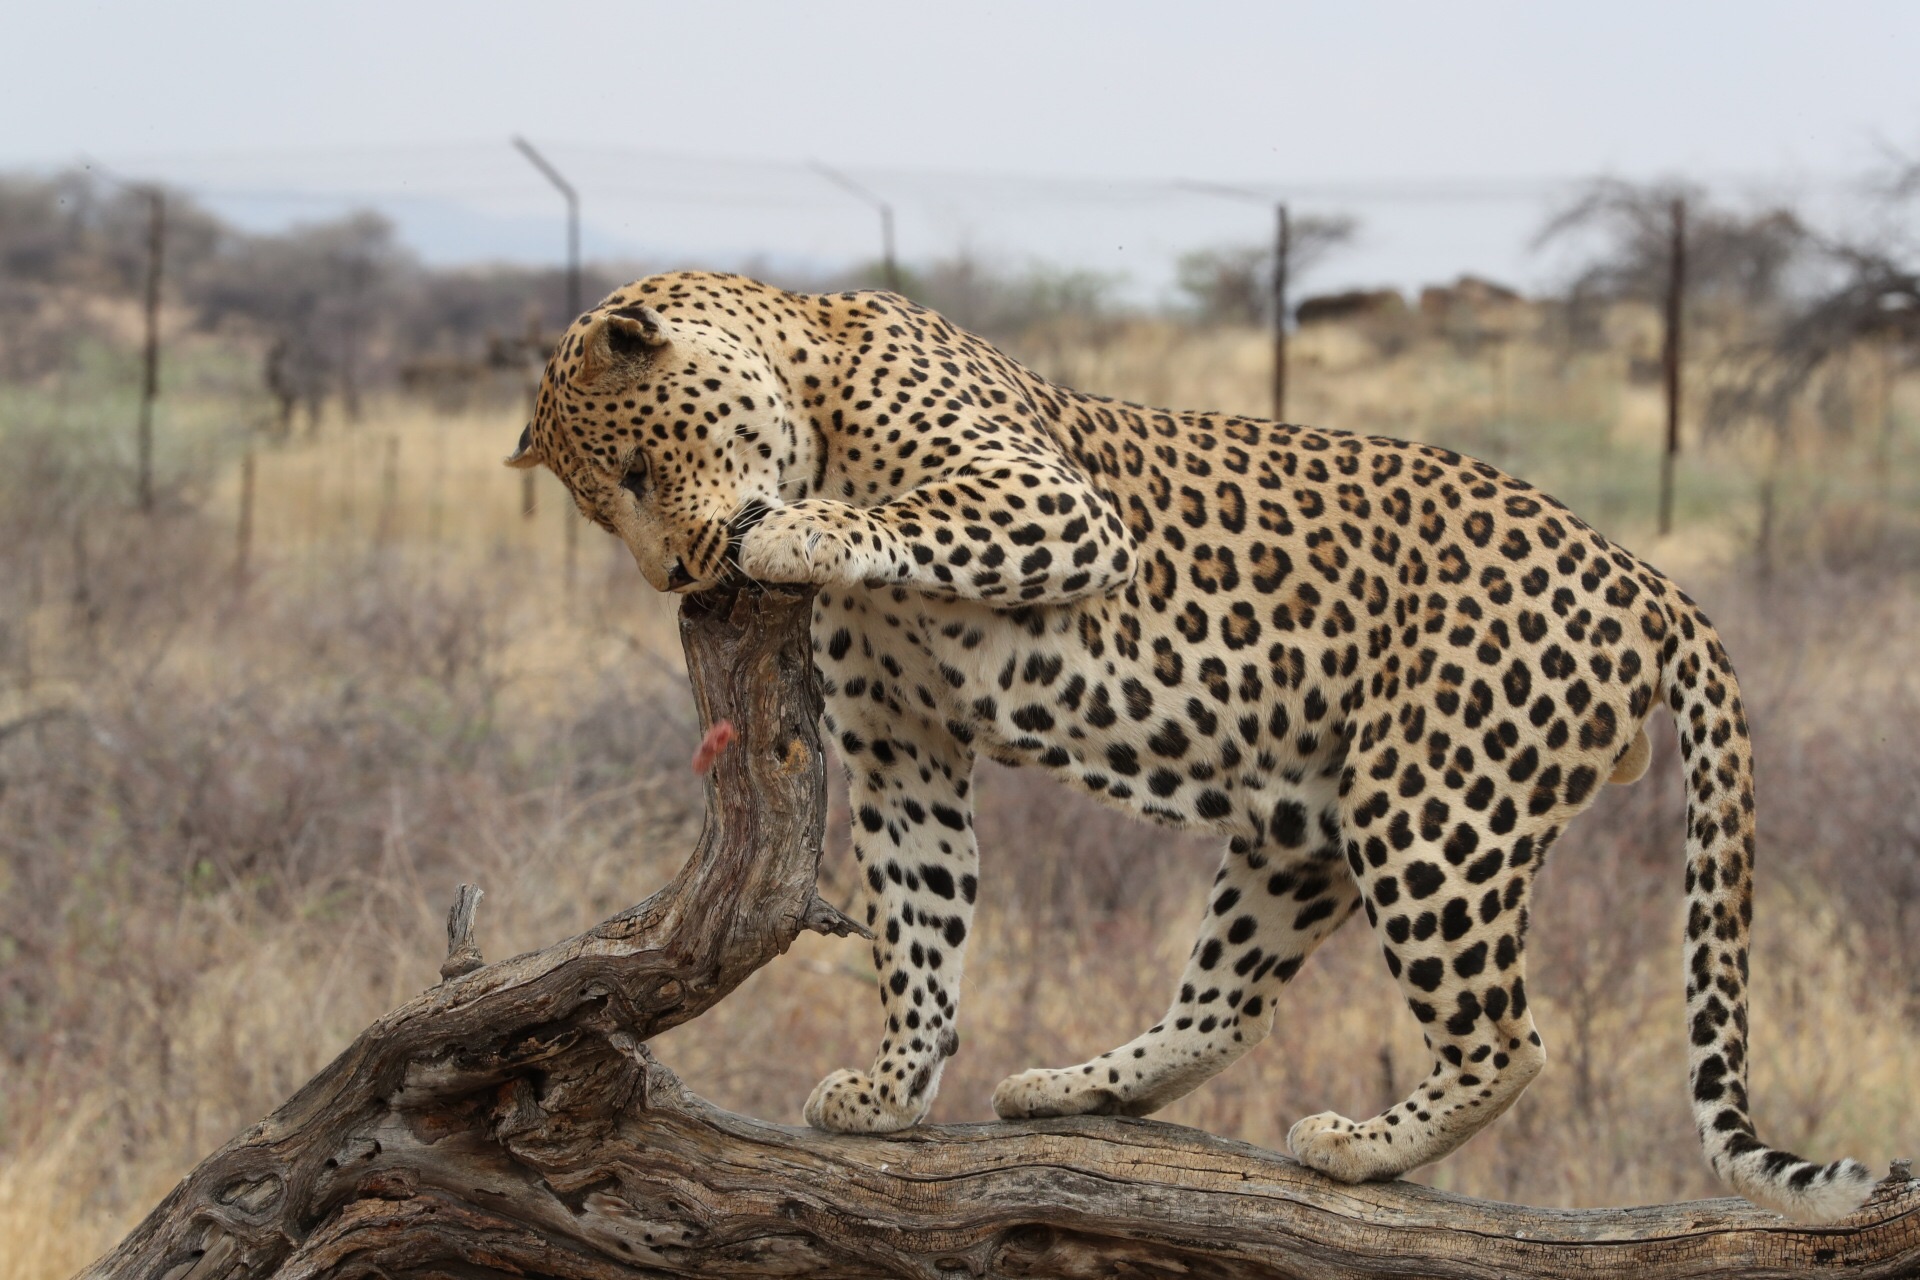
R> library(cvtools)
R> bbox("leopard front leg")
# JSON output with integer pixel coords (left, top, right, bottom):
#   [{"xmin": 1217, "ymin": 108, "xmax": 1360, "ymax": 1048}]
[
  {"xmin": 738, "ymin": 455, "xmax": 1136, "ymax": 605},
  {"xmin": 804, "ymin": 655, "xmax": 978, "ymax": 1134}
]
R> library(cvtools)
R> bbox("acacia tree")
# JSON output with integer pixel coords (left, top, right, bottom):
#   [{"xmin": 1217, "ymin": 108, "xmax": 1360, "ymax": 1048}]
[
  {"xmin": 1174, "ymin": 213, "xmax": 1359, "ymax": 326},
  {"xmin": 0, "ymin": 173, "xmax": 223, "ymax": 382},
  {"xmin": 1701, "ymin": 163, "xmax": 1920, "ymax": 570},
  {"xmin": 1535, "ymin": 177, "xmax": 1826, "ymax": 544},
  {"xmin": 1534, "ymin": 179, "xmax": 1809, "ymax": 338},
  {"xmin": 190, "ymin": 211, "xmax": 409, "ymax": 432}
]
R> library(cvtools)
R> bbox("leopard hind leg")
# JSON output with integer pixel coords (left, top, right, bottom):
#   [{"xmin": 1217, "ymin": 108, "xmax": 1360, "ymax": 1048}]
[{"xmin": 1287, "ymin": 779, "xmax": 1560, "ymax": 1182}]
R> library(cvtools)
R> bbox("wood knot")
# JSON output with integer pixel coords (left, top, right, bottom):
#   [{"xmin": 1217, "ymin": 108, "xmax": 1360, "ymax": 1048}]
[
  {"xmin": 999, "ymin": 1224, "xmax": 1055, "ymax": 1256},
  {"xmin": 217, "ymin": 1173, "xmax": 283, "ymax": 1214}
]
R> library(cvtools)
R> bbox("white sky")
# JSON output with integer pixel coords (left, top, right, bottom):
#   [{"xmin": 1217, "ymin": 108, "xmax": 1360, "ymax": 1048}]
[{"xmin": 6, "ymin": 1, "xmax": 1916, "ymax": 298}]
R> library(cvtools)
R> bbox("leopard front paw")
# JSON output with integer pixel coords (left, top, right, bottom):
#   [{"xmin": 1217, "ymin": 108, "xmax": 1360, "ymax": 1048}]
[
  {"xmin": 738, "ymin": 505, "xmax": 862, "ymax": 586},
  {"xmin": 803, "ymin": 1068, "xmax": 928, "ymax": 1134},
  {"xmin": 991, "ymin": 1067, "xmax": 1125, "ymax": 1120}
]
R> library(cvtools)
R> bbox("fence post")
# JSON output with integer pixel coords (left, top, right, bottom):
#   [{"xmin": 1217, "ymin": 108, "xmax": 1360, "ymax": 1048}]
[
  {"xmin": 522, "ymin": 379, "xmax": 539, "ymax": 520},
  {"xmin": 813, "ymin": 163, "xmax": 900, "ymax": 293},
  {"xmin": 137, "ymin": 188, "xmax": 164, "ymax": 514},
  {"xmin": 881, "ymin": 202, "xmax": 900, "ymax": 293},
  {"xmin": 376, "ymin": 435, "xmax": 400, "ymax": 547},
  {"xmin": 1272, "ymin": 202, "xmax": 1290, "ymax": 422},
  {"xmin": 235, "ymin": 447, "xmax": 256, "ymax": 591},
  {"xmin": 564, "ymin": 502, "xmax": 579, "ymax": 592},
  {"xmin": 513, "ymin": 137, "xmax": 582, "ymax": 321},
  {"xmin": 1658, "ymin": 196, "xmax": 1685, "ymax": 536}
]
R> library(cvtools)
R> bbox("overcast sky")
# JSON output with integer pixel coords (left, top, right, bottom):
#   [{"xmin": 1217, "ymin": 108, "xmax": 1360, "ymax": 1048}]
[{"xmin": 6, "ymin": 1, "xmax": 1916, "ymax": 296}]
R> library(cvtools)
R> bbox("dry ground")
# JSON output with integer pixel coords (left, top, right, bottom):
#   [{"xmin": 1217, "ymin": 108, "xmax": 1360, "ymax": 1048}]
[{"xmin": 2, "ymin": 319, "xmax": 1917, "ymax": 1278}]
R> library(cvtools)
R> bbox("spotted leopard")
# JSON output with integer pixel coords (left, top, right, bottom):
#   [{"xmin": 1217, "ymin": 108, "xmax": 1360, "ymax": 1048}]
[{"xmin": 507, "ymin": 271, "xmax": 1873, "ymax": 1222}]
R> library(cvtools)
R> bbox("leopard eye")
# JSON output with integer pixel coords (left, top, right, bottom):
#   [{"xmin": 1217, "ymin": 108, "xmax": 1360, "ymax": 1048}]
[{"xmin": 620, "ymin": 460, "xmax": 648, "ymax": 502}]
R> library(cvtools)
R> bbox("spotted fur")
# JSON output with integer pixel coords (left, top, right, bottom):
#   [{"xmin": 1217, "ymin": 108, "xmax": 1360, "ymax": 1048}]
[{"xmin": 509, "ymin": 272, "xmax": 1874, "ymax": 1222}]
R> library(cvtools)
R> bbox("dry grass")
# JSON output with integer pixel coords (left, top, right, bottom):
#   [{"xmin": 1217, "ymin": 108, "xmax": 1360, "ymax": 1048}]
[{"xmin": 2, "ymin": 320, "xmax": 1917, "ymax": 1279}]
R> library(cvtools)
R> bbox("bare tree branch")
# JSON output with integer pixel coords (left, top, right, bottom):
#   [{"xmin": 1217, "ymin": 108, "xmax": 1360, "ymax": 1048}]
[{"xmin": 1536, "ymin": 178, "xmax": 1808, "ymax": 315}]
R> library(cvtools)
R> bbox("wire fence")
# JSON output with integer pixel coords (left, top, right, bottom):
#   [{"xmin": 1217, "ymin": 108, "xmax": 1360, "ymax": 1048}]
[{"xmin": 64, "ymin": 141, "xmax": 1870, "ymax": 302}]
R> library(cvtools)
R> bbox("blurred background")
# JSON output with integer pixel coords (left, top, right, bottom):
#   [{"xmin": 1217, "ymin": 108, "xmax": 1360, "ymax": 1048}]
[{"xmin": 2, "ymin": 4, "xmax": 1917, "ymax": 1272}]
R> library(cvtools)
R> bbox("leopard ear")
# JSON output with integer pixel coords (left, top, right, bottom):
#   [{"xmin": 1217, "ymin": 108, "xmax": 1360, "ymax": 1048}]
[
  {"xmin": 583, "ymin": 305, "xmax": 671, "ymax": 382},
  {"xmin": 606, "ymin": 304, "xmax": 670, "ymax": 354},
  {"xmin": 504, "ymin": 423, "xmax": 540, "ymax": 469}
]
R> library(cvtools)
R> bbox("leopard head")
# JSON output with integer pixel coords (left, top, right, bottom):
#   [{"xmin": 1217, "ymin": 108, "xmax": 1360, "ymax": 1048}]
[{"xmin": 507, "ymin": 293, "xmax": 801, "ymax": 592}]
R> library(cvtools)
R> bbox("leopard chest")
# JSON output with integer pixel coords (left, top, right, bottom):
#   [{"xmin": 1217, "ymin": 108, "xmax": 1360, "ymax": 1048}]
[{"xmin": 812, "ymin": 588, "xmax": 1346, "ymax": 836}]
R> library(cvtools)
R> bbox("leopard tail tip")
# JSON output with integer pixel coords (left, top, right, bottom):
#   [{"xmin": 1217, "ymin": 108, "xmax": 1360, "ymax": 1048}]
[{"xmin": 1729, "ymin": 1155, "xmax": 1877, "ymax": 1224}]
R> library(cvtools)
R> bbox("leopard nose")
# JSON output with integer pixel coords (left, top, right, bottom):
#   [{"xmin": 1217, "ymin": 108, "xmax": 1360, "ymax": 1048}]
[{"xmin": 665, "ymin": 561, "xmax": 695, "ymax": 590}]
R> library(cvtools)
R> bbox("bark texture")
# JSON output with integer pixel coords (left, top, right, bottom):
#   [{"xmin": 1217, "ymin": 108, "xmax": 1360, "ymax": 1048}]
[{"xmin": 82, "ymin": 584, "xmax": 1919, "ymax": 1280}]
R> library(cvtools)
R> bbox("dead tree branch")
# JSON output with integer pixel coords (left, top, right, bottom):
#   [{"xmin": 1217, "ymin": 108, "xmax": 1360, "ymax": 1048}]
[{"xmin": 81, "ymin": 584, "xmax": 1919, "ymax": 1280}]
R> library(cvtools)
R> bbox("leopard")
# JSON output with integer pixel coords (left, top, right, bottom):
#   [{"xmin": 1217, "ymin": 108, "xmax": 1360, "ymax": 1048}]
[{"xmin": 506, "ymin": 270, "xmax": 1874, "ymax": 1222}]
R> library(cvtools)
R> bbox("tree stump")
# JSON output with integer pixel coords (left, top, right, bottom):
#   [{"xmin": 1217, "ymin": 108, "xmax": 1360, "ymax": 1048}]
[{"xmin": 80, "ymin": 585, "xmax": 1920, "ymax": 1280}]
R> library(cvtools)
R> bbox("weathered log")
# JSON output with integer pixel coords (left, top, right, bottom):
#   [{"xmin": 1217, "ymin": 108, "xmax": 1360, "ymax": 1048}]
[{"xmin": 81, "ymin": 583, "xmax": 1920, "ymax": 1280}]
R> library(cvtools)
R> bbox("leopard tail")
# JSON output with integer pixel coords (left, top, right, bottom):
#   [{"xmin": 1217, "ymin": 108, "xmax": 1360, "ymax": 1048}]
[{"xmin": 1664, "ymin": 606, "xmax": 1875, "ymax": 1222}]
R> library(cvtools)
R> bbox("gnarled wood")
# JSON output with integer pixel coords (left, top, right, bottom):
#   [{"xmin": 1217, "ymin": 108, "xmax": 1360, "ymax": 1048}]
[{"xmin": 81, "ymin": 583, "xmax": 1920, "ymax": 1280}]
